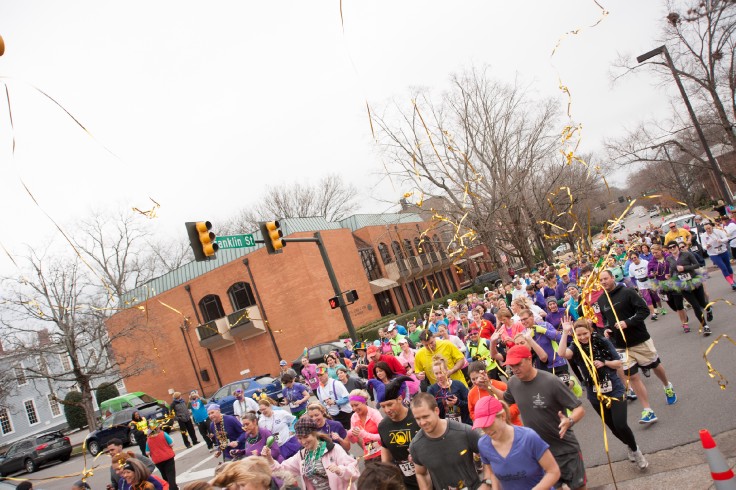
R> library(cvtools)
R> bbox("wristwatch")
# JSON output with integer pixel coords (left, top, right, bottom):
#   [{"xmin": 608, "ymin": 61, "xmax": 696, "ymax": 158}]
[
  {"xmin": 568, "ymin": 417, "xmax": 575, "ymax": 428},
  {"xmin": 481, "ymin": 479, "xmax": 493, "ymax": 487}
]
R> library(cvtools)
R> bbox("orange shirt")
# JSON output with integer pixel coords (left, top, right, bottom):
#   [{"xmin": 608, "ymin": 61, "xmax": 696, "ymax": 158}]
[{"xmin": 468, "ymin": 380, "xmax": 522, "ymax": 426}]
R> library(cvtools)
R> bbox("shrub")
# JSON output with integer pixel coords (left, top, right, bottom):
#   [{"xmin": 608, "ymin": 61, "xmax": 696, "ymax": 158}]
[
  {"xmin": 95, "ymin": 382, "xmax": 120, "ymax": 406},
  {"xmin": 63, "ymin": 391, "xmax": 87, "ymax": 430}
]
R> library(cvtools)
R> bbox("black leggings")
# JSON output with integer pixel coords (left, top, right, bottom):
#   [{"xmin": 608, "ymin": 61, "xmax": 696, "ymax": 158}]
[
  {"xmin": 681, "ymin": 286, "xmax": 708, "ymax": 325},
  {"xmin": 588, "ymin": 395, "xmax": 637, "ymax": 452},
  {"xmin": 155, "ymin": 458, "xmax": 178, "ymax": 490}
]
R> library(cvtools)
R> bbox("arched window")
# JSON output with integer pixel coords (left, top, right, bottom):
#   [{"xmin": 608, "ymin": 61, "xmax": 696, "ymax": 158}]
[
  {"xmin": 391, "ymin": 241, "xmax": 405, "ymax": 260},
  {"xmin": 433, "ymin": 234, "xmax": 447, "ymax": 258},
  {"xmin": 228, "ymin": 282, "xmax": 256, "ymax": 312},
  {"xmin": 403, "ymin": 239, "xmax": 416, "ymax": 256},
  {"xmin": 378, "ymin": 242, "xmax": 393, "ymax": 264},
  {"xmin": 199, "ymin": 294, "xmax": 226, "ymax": 323},
  {"xmin": 415, "ymin": 238, "xmax": 429, "ymax": 265}
]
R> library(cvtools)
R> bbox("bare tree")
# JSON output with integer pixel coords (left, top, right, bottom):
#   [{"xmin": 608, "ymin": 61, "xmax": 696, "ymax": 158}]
[
  {"xmin": 221, "ymin": 174, "xmax": 359, "ymax": 234},
  {"xmin": 0, "ymin": 252, "xmax": 151, "ymax": 430},
  {"xmin": 376, "ymin": 68, "xmax": 573, "ymax": 274}
]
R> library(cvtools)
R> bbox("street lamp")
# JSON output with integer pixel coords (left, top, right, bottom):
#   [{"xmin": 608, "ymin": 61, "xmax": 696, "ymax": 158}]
[{"xmin": 637, "ymin": 45, "xmax": 733, "ymax": 205}]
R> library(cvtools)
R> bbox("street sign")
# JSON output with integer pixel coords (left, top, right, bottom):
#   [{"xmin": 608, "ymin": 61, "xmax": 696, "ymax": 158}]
[{"xmin": 215, "ymin": 234, "xmax": 255, "ymax": 249}]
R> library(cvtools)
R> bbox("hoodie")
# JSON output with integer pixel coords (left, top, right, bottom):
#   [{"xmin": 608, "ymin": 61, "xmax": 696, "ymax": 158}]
[{"xmin": 595, "ymin": 284, "xmax": 651, "ymax": 349}]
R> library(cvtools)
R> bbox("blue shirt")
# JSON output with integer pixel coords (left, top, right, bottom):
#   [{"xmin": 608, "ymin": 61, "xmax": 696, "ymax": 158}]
[
  {"xmin": 189, "ymin": 399, "xmax": 209, "ymax": 423},
  {"xmin": 479, "ymin": 426, "xmax": 553, "ymax": 490}
]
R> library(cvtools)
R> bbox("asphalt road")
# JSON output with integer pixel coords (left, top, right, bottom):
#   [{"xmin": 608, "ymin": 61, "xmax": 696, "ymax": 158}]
[{"xmin": 15, "ymin": 208, "xmax": 736, "ymax": 487}]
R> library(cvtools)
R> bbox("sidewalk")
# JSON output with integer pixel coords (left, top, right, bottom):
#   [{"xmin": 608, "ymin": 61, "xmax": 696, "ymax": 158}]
[{"xmin": 588, "ymin": 428, "xmax": 736, "ymax": 489}]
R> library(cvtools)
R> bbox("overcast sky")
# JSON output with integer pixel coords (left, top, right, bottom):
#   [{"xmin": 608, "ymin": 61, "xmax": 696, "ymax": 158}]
[{"xmin": 0, "ymin": 1, "xmax": 675, "ymax": 274}]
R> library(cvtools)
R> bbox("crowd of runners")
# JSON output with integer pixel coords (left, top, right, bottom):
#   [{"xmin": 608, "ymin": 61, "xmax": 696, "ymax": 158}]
[{"xmin": 104, "ymin": 210, "xmax": 734, "ymax": 490}]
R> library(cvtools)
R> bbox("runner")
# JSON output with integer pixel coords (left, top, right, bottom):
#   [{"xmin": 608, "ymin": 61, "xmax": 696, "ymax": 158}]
[
  {"xmin": 558, "ymin": 318, "xmax": 649, "ymax": 470},
  {"xmin": 701, "ymin": 220, "xmax": 736, "ymax": 290},
  {"xmin": 648, "ymin": 244, "xmax": 688, "ymax": 330},
  {"xmin": 628, "ymin": 252, "xmax": 661, "ymax": 320},
  {"xmin": 664, "ymin": 241, "xmax": 712, "ymax": 335},
  {"xmin": 348, "ymin": 389, "xmax": 384, "ymax": 463},
  {"xmin": 409, "ymin": 392, "xmax": 482, "ymax": 490},
  {"xmin": 377, "ymin": 376, "xmax": 421, "ymax": 489},
  {"xmin": 502, "ymin": 345, "xmax": 587, "ymax": 490},
  {"xmin": 597, "ymin": 269, "xmax": 678, "ymax": 425},
  {"xmin": 280, "ymin": 373, "xmax": 311, "ymax": 418},
  {"xmin": 306, "ymin": 402, "xmax": 351, "ymax": 452},
  {"xmin": 427, "ymin": 356, "xmax": 471, "ymax": 424},
  {"xmin": 466, "ymin": 361, "xmax": 521, "ymax": 426},
  {"xmin": 315, "ymin": 364, "xmax": 353, "ymax": 430},
  {"xmin": 475, "ymin": 396, "xmax": 560, "ymax": 490}
]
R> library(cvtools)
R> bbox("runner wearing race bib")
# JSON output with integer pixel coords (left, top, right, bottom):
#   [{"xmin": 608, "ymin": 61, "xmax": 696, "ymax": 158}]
[
  {"xmin": 628, "ymin": 253, "xmax": 663, "ymax": 321},
  {"xmin": 427, "ymin": 356, "xmax": 471, "ymax": 425}
]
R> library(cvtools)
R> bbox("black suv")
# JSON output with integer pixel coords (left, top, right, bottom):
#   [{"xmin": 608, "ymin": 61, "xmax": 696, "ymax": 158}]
[
  {"xmin": 85, "ymin": 403, "xmax": 171, "ymax": 456},
  {"xmin": 0, "ymin": 430, "xmax": 72, "ymax": 475}
]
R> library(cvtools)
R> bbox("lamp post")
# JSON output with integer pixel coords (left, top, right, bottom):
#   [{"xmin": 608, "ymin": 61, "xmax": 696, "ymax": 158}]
[{"xmin": 637, "ymin": 45, "xmax": 733, "ymax": 205}]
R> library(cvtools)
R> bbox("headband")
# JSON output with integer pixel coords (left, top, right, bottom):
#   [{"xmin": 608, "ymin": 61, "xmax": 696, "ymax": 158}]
[
  {"xmin": 349, "ymin": 395, "xmax": 368, "ymax": 404},
  {"xmin": 122, "ymin": 461, "xmax": 135, "ymax": 472}
]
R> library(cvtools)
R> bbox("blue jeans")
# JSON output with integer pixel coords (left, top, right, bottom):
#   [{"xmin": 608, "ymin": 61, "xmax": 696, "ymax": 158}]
[{"xmin": 710, "ymin": 251, "xmax": 733, "ymax": 278}]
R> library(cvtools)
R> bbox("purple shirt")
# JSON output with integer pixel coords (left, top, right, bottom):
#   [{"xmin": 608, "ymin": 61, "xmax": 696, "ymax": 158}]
[
  {"xmin": 236, "ymin": 427, "xmax": 282, "ymax": 462},
  {"xmin": 283, "ymin": 383, "xmax": 310, "ymax": 414},
  {"xmin": 479, "ymin": 426, "xmax": 552, "ymax": 490},
  {"xmin": 209, "ymin": 415, "xmax": 245, "ymax": 460}
]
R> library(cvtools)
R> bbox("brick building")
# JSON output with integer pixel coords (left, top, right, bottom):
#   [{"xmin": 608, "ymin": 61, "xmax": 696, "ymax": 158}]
[{"xmin": 106, "ymin": 213, "xmax": 478, "ymax": 400}]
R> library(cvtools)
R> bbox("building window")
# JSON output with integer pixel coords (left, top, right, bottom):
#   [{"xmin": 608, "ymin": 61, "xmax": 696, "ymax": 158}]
[
  {"xmin": 416, "ymin": 238, "xmax": 429, "ymax": 265},
  {"xmin": 115, "ymin": 379, "xmax": 125, "ymax": 391},
  {"xmin": 392, "ymin": 286, "xmax": 409, "ymax": 313},
  {"xmin": 47, "ymin": 394, "xmax": 61, "ymax": 417},
  {"xmin": 378, "ymin": 243, "xmax": 393, "ymax": 264},
  {"xmin": 392, "ymin": 241, "xmax": 407, "ymax": 272},
  {"xmin": 228, "ymin": 282, "xmax": 256, "ymax": 312},
  {"xmin": 433, "ymin": 235, "xmax": 447, "ymax": 258},
  {"xmin": 405, "ymin": 282, "xmax": 420, "ymax": 308},
  {"xmin": 15, "ymin": 365, "xmax": 27, "ymax": 387},
  {"xmin": 24, "ymin": 400, "xmax": 39, "ymax": 426},
  {"xmin": 199, "ymin": 294, "xmax": 226, "ymax": 323},
  {"xmin": 60, "ymin": 354, "xmax": 72, "ymax": 372},
  {"xmin": 0, "ymin": 409, "xmax": 13, "ymax": 435},
  {"xmin": 359, "ymin": 248, "xmax": 381, "ymax": 281}
]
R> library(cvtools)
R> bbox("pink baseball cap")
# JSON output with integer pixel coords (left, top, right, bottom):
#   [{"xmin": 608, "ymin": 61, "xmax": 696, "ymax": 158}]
[{"xmin": 472, "ymin": 396, "xmax": 504, "ymax": 429}]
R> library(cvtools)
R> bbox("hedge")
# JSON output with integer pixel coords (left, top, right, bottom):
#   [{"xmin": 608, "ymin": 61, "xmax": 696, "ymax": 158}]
[{"xmin": 339, "ymin": 283, "xmax": 489, "ymax": 342}]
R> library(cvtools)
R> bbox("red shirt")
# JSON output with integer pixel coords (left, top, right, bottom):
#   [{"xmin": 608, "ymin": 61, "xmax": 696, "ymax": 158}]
[
  {"xmin": 471, "ymin": 319, "xmax": 495, "ymax": 340},
  {"xmin": 146, "ymin": 431, "xmax": 174, "ymax": 464},
  {"xmin": 367, "ymin": 354, "xmax": 407, "ymax": 379}
]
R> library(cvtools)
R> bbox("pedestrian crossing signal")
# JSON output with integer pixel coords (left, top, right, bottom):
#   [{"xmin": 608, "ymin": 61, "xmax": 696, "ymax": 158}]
[
  {"xmin": 328, "ymin": 295, "xmax": 341, "ymax": 309},
  {"xmin": 345, "ymin": 290, "xmax": 359, "ymax": 304}
]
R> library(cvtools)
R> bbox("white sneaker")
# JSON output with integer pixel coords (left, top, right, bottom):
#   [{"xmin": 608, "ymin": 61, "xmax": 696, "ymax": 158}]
[
  {"xmin": 627, "ymin": 448, "xmax": 636, "ymax": 462},
  {"xmin": 633, "ymin": 449, "xmax": 649, "ymax": 470}
]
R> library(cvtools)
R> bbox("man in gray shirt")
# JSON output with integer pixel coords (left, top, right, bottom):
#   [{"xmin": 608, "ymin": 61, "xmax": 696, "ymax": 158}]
[
  {"xmin": 503, "ymin": 345, "xmax": 587, "ymax": 490},
  {"xmin": 409, "ymin": 393, "xmax": 483, "ymax": 490},
  {"xmin": 106, "ymin": 438, "xmax": 155, "ymax": 490}
]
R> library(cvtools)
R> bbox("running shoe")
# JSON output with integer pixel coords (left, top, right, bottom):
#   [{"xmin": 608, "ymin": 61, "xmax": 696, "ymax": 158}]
[
  {"xmin": 627, "ymin": 447, "xmax": 636, "ymax": 462},
  {"xmin": 639, "ymin": 410, "xmax": 658, "ymax": 424},
  {"xmin": 634, "ymin": 449, "xmax": 649, "ymax": 470},
  {"xmin": 706, "ymin": 308, "xmax": 714, "ymax": 322},
  {"xmin": 626, "ymin": 389, "xmax": 638, "ymax": 401},
  {"xmin": 660, "ymin": 308, "xmax": 667, "ymax": 315},
  {"xmin": 732, "ymin": 283, "xmax": 736, "ymax": 291},
  {"xmin": 703, "ymin": 325, "xmax": 712, "ymax": 336},
  {"xmin": 651, "ymin": 314, "xmax": 658, "ymax": 321},
  {"xmin": 641, "ymin": 367, "xmax": 651, "ymax": 378},
  {"xmin": 682, "ymin": 324, "xmax": 690, "ymax": 333},
  {"xmin": 685, "ymin": 302, "xmax": 692, "ymax": 309},
  {"xmin": 664, "ymin": 384, "xmax": 677, "ymax": 405}
]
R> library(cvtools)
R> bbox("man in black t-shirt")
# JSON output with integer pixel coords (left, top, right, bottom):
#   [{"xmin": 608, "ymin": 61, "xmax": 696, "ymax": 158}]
[{"xmin": 377, "ymin": 376, "xmax": 420, "ymax": 489}]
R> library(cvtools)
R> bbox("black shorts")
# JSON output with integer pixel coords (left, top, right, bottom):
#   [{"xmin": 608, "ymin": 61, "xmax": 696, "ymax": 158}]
[
  {"xmin": 556, "ymin": 450, "xmax": 587, "ymax": 489},
  {"xmin": 661, "ymin": 291, "xmax": 684, "ymax": 311}
]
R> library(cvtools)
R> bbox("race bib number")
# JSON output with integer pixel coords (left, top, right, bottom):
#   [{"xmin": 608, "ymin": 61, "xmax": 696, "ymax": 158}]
[
  {"xmin": 289, "ymin": 401, "xmax": 301, "ymax": 409},
  {"xmin": 398, "ymin": 460, "xmax": 416, "ymax": 477},
  {"xmin": 592, "ymin": 304, "xmax": 601, "ymax": 314},
  {"xmin": 678, "ymin": 273, "xmax": 692, "ymax": 281},
  {"xmin": 594, "ymin": 379, "xmax": 613, "ymax": 394},
  {"xmin": 617, "ymin": 350, "xmax": 636, "ymax": 370},
  {"xmin": 660, "ymin": 293, "xmax": 668, "ymax": 302},
  {"xmin": 447, "ymin": 413, "xmax": 462, "ymax": 423},
  {"xmin": 558, "ymin": 373, "xmax": 571, "ymax": 385}
]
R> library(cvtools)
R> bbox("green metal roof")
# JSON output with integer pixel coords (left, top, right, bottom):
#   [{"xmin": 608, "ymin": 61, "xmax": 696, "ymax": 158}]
[{"xmin": 119, "ymin": 213, "xmax": 423, "ymax": 307}]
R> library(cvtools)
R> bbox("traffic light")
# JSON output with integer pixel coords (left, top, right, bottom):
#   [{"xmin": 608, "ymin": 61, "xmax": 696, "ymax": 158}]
[
  {"xmin": 185, "ymin": 221, "xmax": 218, "ymax": 262},
  {"xmin": 345, "ymin": 290, "xmax": 359, "ymax": 304},
  {"xmin": 328, "ymin": 295, "xmax": 341, "ymax": 309},
  {"xmin": 259, "ymin": 221, "xmax": 286, "ymax": 254}
]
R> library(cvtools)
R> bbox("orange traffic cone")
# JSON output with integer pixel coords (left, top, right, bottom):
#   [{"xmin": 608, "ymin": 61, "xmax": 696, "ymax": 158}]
[{"xmin": 700, "ymin": 429, "xmax": 736, "ymax": 489}]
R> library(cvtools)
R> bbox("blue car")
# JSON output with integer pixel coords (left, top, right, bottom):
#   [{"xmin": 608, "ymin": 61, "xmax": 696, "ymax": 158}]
[{"xmin": 207, "ymin": 375, "xmax": 283, "ymax": 416}]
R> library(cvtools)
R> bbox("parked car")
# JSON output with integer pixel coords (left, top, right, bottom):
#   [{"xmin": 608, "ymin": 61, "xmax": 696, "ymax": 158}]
[
  {"xmin": 611, "ymin": 222, "xmax": 625, "ymax": 233},
  {"xmin": 661, "ymin": 214, "xmax": 696, "ymax": 235},
  {"xmin": 100, "ymin": 392, "xmax": 170, "ymax": 419},
  {"xmin": 290, "ymin": 341, "xmax": 347, "ymax": 373},
  {"xmin": 553, "ymin": 244, "xmax": 571, "ymax": 256},
  {"xmin": 207, "ymin": 376, "xmax": 284, "ymax": 416},
  {"xmin": 649, "ymin": 208, "xmax": 660, "ymax": 218},
  {"xmin": 85, "ymin": 402, "xmax": 172, "ymax": 456},
  {"xmin": 472, "ymin": 271, "xmax": 503, "ymax": 288},
  {"xmin": 0, "ymin": 430, "xmax": 72, "ymax": 476}
]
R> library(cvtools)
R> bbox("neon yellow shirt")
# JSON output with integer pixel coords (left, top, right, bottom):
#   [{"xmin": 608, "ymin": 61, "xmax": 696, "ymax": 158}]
[
  {"xmin": 664, "ymin": 228, "xmax": 691, "ymax": 246},
  {"xmin": 414, "ymin": 339, "xmax": 467, "ymax": 386}
]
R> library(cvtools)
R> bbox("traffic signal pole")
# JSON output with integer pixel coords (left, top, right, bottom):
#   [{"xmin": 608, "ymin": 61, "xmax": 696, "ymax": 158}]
[{"xmin": 255, "ymin": 231, "xmax": 358, "ymax": 341}]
